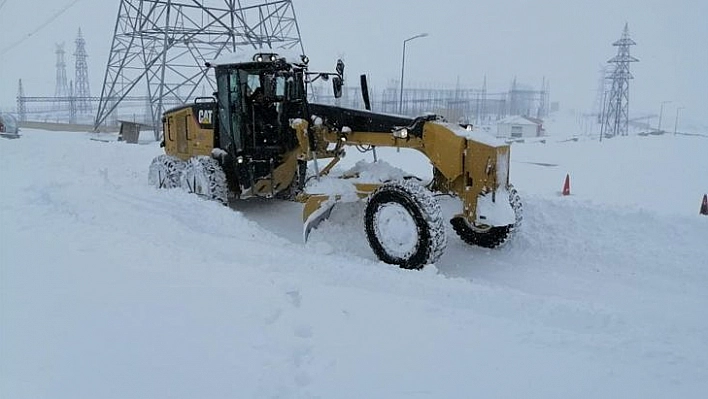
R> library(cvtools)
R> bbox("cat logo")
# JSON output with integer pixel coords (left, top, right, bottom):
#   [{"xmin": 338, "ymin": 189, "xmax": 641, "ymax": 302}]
[{"xmin": 198, "ymin": 109, "xmax": 213, "ymax": 125}]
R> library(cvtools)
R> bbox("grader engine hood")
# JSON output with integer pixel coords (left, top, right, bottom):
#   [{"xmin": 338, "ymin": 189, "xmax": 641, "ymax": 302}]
[{"xmin": 308, "ymin": 103, "xmax": 417, "ymax": 134}]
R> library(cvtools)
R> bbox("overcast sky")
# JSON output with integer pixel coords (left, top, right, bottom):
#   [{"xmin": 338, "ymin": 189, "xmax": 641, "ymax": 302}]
[{"xmin": 0, "ymin": 0, "xmax": 705, "ymax": 124}]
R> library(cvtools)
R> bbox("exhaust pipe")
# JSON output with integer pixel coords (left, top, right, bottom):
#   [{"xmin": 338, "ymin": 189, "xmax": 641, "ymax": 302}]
[{"xmin": 360, "ymin": 74, "xmax": 371, "ymax": 111}]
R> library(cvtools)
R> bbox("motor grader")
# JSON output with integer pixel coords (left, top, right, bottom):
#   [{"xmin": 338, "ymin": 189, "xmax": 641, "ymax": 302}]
[{"xmin": 149, "ymin": 52, "xmax": 522, "ymax": 269}]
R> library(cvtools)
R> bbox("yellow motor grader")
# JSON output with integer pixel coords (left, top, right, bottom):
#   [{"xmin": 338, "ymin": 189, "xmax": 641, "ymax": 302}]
[{"xmin": 149, "ymin": 52, "xmax": 522, "ymax": 269}]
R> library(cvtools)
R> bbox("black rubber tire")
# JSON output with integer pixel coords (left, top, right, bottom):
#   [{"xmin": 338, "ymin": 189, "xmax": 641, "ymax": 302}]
[
  {"xmin": 148, "ymin": 154, "xmax": 184, "ymax": 189},
  {"xmin": 451, "ymin": 184, "xmax": 523, "ymax": 248},
  {"xmin": 180, "ymin": 156, "xmax": 228, "ymax": 205},
  {"xmin": 364, "ymin": 180, "xmax": 447, "ymax": 269}
]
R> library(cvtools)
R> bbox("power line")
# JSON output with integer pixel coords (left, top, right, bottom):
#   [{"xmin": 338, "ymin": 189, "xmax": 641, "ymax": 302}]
[{"xmin": 0, "ymin": 0, "xmax": 82, "ymax": 56}]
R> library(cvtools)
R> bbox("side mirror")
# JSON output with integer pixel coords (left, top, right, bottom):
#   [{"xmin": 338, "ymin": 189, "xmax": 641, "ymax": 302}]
[
  {"xmin": 336, "ymin": 59, "xmax": 345, "ymax": 78},
  {"xmin": 333, "ymin": 76, "xmax": 343, "ymax": 99}
]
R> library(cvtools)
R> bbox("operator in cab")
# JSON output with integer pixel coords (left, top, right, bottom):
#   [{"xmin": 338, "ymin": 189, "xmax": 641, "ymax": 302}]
[{"xmin": 248, "ymin": 86, "xmax": 279, "ymax": 145}]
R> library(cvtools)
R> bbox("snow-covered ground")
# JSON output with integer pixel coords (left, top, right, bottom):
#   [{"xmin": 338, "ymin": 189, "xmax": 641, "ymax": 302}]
[{"xmin": 1, "ymin": 129, "xmax": 707, "ymax": 398}]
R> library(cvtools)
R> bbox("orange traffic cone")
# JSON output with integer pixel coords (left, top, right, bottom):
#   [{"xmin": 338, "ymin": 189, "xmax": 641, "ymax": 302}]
[
  {"xmin": 700, "ymin": 194, "xmax": 708, "ymax": 216},
  {"xmin": 562, "ymin": 174, "xmax": 571, "ymax": 196}
]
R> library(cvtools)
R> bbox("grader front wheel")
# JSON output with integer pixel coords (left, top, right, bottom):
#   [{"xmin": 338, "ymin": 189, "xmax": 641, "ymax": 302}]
[{"xmin": 364, "ymin": 180, "xmax": 447, "ymax": 269}]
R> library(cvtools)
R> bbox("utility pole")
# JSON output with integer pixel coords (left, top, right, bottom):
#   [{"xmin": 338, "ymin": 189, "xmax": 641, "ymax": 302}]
[
  {"xmin": 399, "ymin": 33, "xmax": 428, "ymax": 114},
  {"xmin": 657, "ymin": 100, "xmax": 671, "ymax": 132}
]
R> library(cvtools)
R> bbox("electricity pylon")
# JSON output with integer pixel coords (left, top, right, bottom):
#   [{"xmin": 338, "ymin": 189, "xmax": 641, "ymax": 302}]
[
  {"xmin": 95, "ymin": 0, "xmax": 305, "ymax": 139},
  {"xmin": 601, "ymin": 23, "xmax": 638, "ymax": 138}
]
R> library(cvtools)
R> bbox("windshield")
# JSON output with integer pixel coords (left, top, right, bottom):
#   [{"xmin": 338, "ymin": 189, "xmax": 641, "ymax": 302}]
[
  {"xmin": 239, "ymin": 69, "xmax": 304, "ymax": 102},
  {"xmin": 243, "ymin": 72, "xmax": 261, "ymax": 99}
]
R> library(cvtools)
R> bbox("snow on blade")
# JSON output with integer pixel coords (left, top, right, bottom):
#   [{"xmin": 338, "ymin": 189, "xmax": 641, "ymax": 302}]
[
  {"xmin": 303, "ymin": 198, "xmax": 336, "ymax": 242},
  {"xmin": 306, "ymin": 160, "xmax": 411, "ymax": 200}
]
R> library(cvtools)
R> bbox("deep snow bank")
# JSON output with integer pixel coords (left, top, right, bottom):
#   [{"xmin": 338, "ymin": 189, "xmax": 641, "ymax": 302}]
[{"xmin": 1, "ymin": 129, "xmax": 707, "ymax": 398}]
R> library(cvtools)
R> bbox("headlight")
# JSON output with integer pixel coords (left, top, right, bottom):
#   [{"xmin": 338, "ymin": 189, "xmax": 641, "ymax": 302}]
[
  {"xmin": 254, "ymin": 53, "xmax": 279, "ymax": 62},
  {"xmin": 392, "ymin": 128, "xmax": 409, "ymax": 139}
]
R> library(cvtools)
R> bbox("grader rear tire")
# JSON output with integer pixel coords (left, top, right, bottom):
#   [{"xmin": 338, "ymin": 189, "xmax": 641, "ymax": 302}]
[
  {"xmin": 180, "ymin": 156, "xmax": 228, "ymax": 205},
  {"xmin": 364, "ymin": 180, "xmax": 447, "ymax": 269}
]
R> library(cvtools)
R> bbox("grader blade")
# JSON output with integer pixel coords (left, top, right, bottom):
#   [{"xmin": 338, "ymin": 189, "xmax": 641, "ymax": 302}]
[{"xmin": 303, "ymin": 195, "xmax": 337, "ymax": 242}]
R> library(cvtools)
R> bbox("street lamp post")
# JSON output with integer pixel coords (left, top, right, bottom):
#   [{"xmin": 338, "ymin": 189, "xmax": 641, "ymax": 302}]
[
  {"xmin": 657, "ymin": 100, "xmax": 672, "ymax": 132},
  {"xmin": 399, "ymin": 33, "xmax": 428, "ymax": 114},
  {"xmin": 674, "ymin": 106, "xmax": 685, "ymax": 135}
]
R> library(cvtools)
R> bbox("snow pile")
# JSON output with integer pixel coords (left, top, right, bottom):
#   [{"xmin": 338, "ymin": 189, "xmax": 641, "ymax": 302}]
[
  {"xmin": 434, "ymin": 121, "xmax": 507, "ymax": 147},
  {"xmin": 1, "ymin": 129, "xmax": 707, "ymax": 398}
]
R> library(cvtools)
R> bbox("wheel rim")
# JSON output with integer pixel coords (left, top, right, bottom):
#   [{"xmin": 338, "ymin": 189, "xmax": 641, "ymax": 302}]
[{"xmin": 373, "ymin": 203, "xmax": 419, "ymax": 259}]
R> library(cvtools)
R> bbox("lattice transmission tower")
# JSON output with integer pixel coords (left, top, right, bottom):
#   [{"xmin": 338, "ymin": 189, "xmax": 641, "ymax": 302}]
[
  {"xmin": 601, "ymin": 23, "xmax": 638, "ymax": 138},
  {"xmin": 95, "ymin": 0, "xmax": 304, "ymax": 138},
  {"xmin": 17, "ymin": 79, "xmax": 26, "ymax": 122},
  {"xmin": 593, "ymin": 64, "xmax": 609, "ymax": 123},
  {"xmin": 74, "ymin": 28, "xmax": 92, "ymax": 114},
  {"xmin": 54, "ymin": 43, "xmax": 70, "ymax": 110}
]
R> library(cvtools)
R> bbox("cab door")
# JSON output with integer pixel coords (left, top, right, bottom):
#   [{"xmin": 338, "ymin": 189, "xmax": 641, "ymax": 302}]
[
  {"xmin": 176, "ymin": 114, "xmax": 189, "ymax": 155},
  {"xmin": 216, "ymin": 68, "xmax": 244, "ymax": 153}
]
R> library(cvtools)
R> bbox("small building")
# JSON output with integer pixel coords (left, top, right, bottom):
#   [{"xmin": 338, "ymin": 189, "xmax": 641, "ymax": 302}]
[
  {"xmin": 117, "ymin": 120, "xmax": 150, "ymax": 144},
  {"xmin": 496, "ymin": 115, "xmax": 545, "ymax": 139},
  {"xmin": 0, "ymin": 113, "xmax": 20, "ymax": 139}
]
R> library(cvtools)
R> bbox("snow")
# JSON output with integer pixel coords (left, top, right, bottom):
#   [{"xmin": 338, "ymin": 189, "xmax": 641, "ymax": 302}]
[
  {"xmin": 434, "ymin": 121, "xmax": 507, "ymax": 147},
  {"xmin": 2, "ymin": 129, "xmax": 708, "ymax": 398},
  {"xmin": 475, "ymin": 188, "xmax": 516, "ymax": 226},
  {"xmin": 210, "ymin": 49, "xmax": 307, "ymax": 67},
  {"xmin": 497, "ymin": 115, "xmax": 541, "ymax": 126},
  {"xmin": 372, "ymin": 203, "xmax": 419, "ymax": 259}
]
